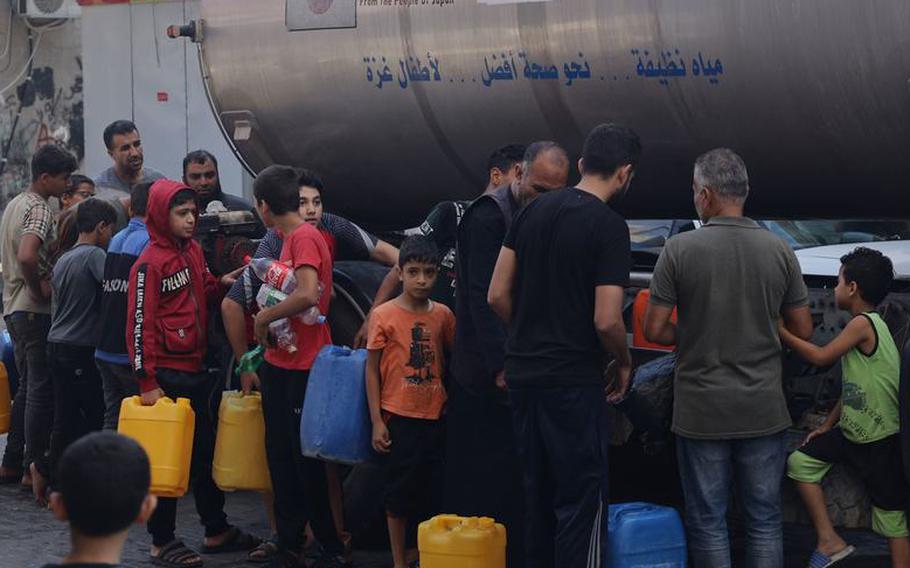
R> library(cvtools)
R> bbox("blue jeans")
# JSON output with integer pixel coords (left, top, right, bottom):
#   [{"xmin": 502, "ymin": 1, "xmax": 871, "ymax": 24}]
[{"xmin": 677, "ymin": 432, "xmax": 786, "ymax": 568}]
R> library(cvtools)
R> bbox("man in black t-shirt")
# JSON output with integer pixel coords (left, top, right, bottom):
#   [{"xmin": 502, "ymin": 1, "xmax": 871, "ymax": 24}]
[{"xmin": 489, "ymin": 124, "xmax": 641, "ymax": 568}]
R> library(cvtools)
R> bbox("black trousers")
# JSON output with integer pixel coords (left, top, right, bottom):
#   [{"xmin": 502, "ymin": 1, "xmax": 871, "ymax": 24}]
[
  {"xmin": 2, "ymin": 312, "xmax": 52, "ymax": 472},
  {"xmin": 444, "ymin": 378, "xmax": 525, "ymax": 568},
  {"xmin": 146, "ymin": 369, "xmax": 230, "ymax": 546},
  {"xmin": 509, "ymin": 384, "xmax": 609, "ymax": 568},
  {"xmin": 47, "ymin": 343, "xmax": 104, "ymax": 486},
  {"xmin": 260, "ymin": 362, "xmax": 342, "ymax": 555}
]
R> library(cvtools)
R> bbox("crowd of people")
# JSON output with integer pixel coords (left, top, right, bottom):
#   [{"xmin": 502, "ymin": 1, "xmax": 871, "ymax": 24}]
[{"xmin": 0, "ymin": 118, "xmax": 906, "ymax": 568}]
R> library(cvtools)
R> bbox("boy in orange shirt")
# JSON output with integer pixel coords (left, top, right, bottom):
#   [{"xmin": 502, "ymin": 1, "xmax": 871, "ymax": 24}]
[{"xmin": 366, "ymin": 235, "xmax": 455, "ymax": 568}]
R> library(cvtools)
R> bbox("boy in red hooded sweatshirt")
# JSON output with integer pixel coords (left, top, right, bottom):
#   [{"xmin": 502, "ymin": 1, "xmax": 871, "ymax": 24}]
[{"xmin": 127, "ymin": 179, "xmax": 260, "ymax": 567}]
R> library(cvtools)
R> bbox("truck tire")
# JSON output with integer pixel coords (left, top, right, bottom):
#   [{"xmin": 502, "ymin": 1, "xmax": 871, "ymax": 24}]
[{"xmin": 328, "ymin": 265, "xmax": 392, "ymax": 548}]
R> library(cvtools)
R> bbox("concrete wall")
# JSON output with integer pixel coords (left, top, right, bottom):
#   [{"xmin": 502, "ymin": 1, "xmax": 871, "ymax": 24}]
[{"xmin": 0, "ymin": 8, "xmax": 84, "ymax": 208}]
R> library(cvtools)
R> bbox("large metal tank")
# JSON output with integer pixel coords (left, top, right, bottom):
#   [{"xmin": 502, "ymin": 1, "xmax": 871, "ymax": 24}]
[{"xmin": 198, "ymin": 0, "xmax": 910, "ymax": 229}]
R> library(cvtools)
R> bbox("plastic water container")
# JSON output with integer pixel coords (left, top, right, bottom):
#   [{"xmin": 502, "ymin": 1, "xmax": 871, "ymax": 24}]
[
  {"xmin": 608, "ymin": 502, "xmax": 687, "ymax": 568},
  {"xmin": 118, "ymin": 396, "xmax": 195, "ymax": 497},
  {"xmin": 0, "ymin": 363, "xmax": 10, "ymax": 434},
  {"xmin": 213, "ymin": 391, "xmax": 271, "ymax": 492},
  {"xmin": 1, "ymin": 330, "xmax": 18, "ymax": 395},
  {"xmin": 300, "ymin": 346, "xmax": 372, "ymax": 464},
  {"xmin": 419, "ymin": 514, "xmax": 506, "ymax": 568}
]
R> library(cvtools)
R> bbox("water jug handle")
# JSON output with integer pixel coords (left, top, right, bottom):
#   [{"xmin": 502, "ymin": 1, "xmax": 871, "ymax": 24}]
[
  {"xmin": 175, "ymin": 397, "xmax": 192, "ymax": 408},
  {"xmin": 429, "ymin": 515, "xmax": 463, "ymax": 530},
  {"xmin": 429, "ymin": 515, "xmax": 494, "ymax": 531}
]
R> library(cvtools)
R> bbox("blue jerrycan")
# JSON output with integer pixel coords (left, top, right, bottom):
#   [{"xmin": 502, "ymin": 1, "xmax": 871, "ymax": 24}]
[
  {"xmin": 300, "ymin": 346, "xmax": 372, "ymax": 464},
  {"xmin": 608, "ymin": 502, "xmax": 687, "ymax": 568}
]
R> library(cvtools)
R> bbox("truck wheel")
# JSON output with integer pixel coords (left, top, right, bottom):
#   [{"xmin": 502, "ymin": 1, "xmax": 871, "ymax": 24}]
[{"xmin": 328, "ymin": 283, "xmax": 366, "ymax": 347}]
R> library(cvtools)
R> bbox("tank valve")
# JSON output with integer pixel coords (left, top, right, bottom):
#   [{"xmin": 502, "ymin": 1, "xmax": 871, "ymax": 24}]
[{"xmin": 167, "ymin": 19, "xmax": 203, "ymax": 43}]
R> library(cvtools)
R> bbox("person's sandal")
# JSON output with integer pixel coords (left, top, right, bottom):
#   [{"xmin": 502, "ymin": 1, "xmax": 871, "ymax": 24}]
[
  {"xmin": 200, "ymin": 526, "xmax": 261, "ymax": 554},
  {"xmin": 807, "ymin": 545, "xmax": 856, "ymax": 568},
  {"xmin": 151, "ymin": 540, "xmax": 204, "ymax": 568},
  {"xmin": 247, "ymin": 537, "xmax": 280, "ymax": 564}
]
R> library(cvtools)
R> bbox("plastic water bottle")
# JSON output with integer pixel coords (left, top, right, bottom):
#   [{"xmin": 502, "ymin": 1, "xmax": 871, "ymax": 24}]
[
  {"xmin": 302, "ymin": 282, "xmax": 327, "ymax": 325},
  {"xmin": 269, "ymin": 319, "xmax": 298, "ymax": 354},
  {"xmin": 249, "ymin": 258, "xmax": 296, "ymax": 293},
  {"xmin": 256, "ymin": 283, "xmax": 325, "ymax": 326},
  {"xmin": 255, "ymin": 285, "xmax": 297, "ymax": 353}
]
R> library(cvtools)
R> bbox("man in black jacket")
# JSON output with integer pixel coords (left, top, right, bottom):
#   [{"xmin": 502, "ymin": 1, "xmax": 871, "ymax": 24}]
[{"xmin": 448, "ymin": 141, "xmax": 569, "ymax": 568}]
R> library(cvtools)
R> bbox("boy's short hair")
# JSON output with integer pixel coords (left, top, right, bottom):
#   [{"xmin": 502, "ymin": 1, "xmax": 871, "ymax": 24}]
[
  {"xmin": 75, "ymin": 198, "xmax": 118, "ymax": 234},
  {"xmin": 169, "ymin": 188, "xmax": 198, "ymax": 210},
  {"xmin": 130, "ymin": 181, "xmax": 153, "ymax": 217},
  {"xmin": 65, "ymin": 174, "xmax": 95, "ymax": 195},
  {"xmin": 398, "ymin": 235, "xmax": 439, "ymax": 267},
  {"xmin": 581, "ymin": 123, "xmax": 642, "ymax": 179},
  {"xmin": 487, "ymin": 144, "xmax": 526, "ymax": 174},
  {"xmin": 57, "ymin": 431, "xmax": 150, "ymax": 537},
  {"xmin": 253, "ymin": 165, "xmax": 301, "ymax": 215},
  {"xmin": 841, "ymin": 247, "xmax": 894, "ymax": 306},
  {"xmin": 297, "ymin": 168, "xmax": 324, "ymax": 194},
  {"xmin": 31, "ymin": 144, "xmax": 78, "ymax": 182}
]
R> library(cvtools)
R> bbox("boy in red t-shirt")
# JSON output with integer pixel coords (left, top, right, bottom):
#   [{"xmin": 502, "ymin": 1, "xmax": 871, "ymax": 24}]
[
  {"xmin": 250, "ymin": 165, "xmax": 347, "ymax": 568},
  {"xmin": 366, "ymin": 235, "xmax": 455, "ymax": 568}
]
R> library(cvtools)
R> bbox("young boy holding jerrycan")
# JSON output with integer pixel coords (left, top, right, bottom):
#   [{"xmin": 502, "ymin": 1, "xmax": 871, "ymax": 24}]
[
  {"xmin": 781, "ymin": 247, "xmax": 909, "ymax": 568},
  {"xmin": 43, "ymin": 432, "xmax": 157, "ymax": 568},
  {"xmin": 367, "ymin": 235, "xmax": 455, "ymax": 568},
  {"xmin": 250, "ymin": 165, "xmax": 347, "ymax": 568},
  {"xmin": 127, "ymin": 179, "xmax": 258, "ymax": 567}
]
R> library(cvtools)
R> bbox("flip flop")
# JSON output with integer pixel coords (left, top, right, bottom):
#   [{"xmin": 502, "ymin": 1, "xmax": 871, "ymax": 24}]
[
  {"xmin": 200, "ymin": 526, "xmax": 261, "ymax": 554},
  {"xmin": 247, "ymin": 538, "xmax": 279, "ymax": 564},
  {"xmin": 808, "ymin": 545, "xmax": 856, "ymax": 568},
  {"xmin": 151, "ymin": 540, "xmax": 203, "ymax": 568}
]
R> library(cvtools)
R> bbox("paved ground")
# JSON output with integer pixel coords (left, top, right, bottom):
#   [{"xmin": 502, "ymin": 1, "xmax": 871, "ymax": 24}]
[
  {"xmin": 0, "ymin": 434, "xmax": 390, "ymax": 567},
  {"xmin": 0, "ymin": 433, "xmax": 896, "ymax": 567}
]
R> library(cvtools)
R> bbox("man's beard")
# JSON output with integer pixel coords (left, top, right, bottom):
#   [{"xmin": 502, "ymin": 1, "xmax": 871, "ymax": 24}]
[
  {"xmin": 198, "ymin": 181, "xmax": 222, "ymax": 202},
  {"xmin": 123, "ymin": 156, "xmax": 143, "ymax": 174}
]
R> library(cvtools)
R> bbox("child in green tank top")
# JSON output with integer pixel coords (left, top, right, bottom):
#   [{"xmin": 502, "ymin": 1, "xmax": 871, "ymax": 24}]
[{"xmin": 779, "ymin": 247, "xmax": 906, "ymax": 568}]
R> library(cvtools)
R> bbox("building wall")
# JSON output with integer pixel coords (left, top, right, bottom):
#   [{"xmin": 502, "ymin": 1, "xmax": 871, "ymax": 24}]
[
  {"xmin": 82, "ymin": 0, "xmax": 248, "ymax": 199},
  {"xmin": 0, "ymin": 8, "xmax": 83, "ymax": 208},
  {"xmin": 0, "ymin": 1, "xmax": 247, "ymax": 210}
]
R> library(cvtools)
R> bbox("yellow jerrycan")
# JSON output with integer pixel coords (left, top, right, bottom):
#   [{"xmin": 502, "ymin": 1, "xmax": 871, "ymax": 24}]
[
  {"xmin": 419, "ymin": 514, "xmax": 507, "ymax": 568},
  {"xmin": 118, "ymin": 396, "xmax": 195, "ymax": 497},
  {"xmin": 0, "ymin": 363, "xmax": 10, "ymax": 434},
  {"xmin": 213, "ymin": 391, "xmax": 271, "ymax": 492}
]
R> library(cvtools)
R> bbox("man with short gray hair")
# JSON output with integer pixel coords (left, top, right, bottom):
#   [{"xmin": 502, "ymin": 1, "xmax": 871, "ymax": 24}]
[{"xmin": 644, "ymin": 148, "xmax": 814, "ymax": 568}]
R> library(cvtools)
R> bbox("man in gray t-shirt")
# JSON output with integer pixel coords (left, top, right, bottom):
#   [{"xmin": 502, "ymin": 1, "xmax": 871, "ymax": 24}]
[
  {"xmin": 645, "ymin": 148, "xmax": 813, "ymax": 568},
  {"xmin": 94, "ymin": 120, "xmax": 166, "ymax": 231}
]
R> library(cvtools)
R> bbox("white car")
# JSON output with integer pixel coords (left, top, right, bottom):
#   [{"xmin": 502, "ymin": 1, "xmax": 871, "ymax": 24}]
[{"xmin": 794, "ymin": 240, "xmax": 910, "ymax": 280}]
